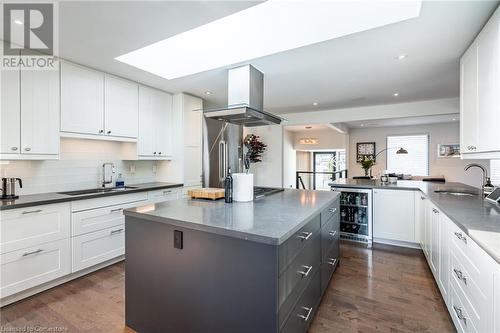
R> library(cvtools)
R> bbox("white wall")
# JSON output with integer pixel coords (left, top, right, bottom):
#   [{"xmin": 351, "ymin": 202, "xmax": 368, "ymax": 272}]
[
  {"xmin": 244, "ymin": 125, "xmax": 283, "ymax": 188},
  {"xmin": 283, "ymin": 130, "xmax": 296, "ymax": 188},
  {"xmin": 348, "ymin": 122, "xmax": 490, "ymax": 188},
  {"xmin": 0, "ymin": 138, "xmax": 172, "ymax": 195}
]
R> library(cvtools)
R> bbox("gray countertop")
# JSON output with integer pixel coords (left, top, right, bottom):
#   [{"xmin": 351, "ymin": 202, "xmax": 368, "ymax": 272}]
[
  {"xmin": 330, "ymin": 179, "xmax": 500, "ymax": 264},
  {"xmin": 0, "ymin": 182, "xmax": 183, "ymax": 210},
  {"xmin": 124, "ymin": 189, "xmax": 339, "ymax": 245}
]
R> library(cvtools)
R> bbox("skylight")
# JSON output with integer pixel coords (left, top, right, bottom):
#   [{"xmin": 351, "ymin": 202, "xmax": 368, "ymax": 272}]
[{"xmin": 116, "ymin": 0, "xmax": 422, "ymax": 80}]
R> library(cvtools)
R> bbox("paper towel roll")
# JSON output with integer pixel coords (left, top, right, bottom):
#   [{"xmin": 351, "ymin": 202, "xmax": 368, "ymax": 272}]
[{"xmin": 233, "ymin": 173, "xmax": 254, "ymax": 202}]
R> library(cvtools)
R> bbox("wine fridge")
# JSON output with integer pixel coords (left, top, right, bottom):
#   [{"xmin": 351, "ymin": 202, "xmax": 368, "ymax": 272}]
[{"xmin": 331, "ymin": 187, "xmax": 372, "ymax": 247}]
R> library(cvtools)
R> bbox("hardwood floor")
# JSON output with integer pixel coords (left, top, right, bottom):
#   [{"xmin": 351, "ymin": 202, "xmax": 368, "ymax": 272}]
[{"xmin": 0, "ymin": 242, "xmax": 454, "ymax": 333}]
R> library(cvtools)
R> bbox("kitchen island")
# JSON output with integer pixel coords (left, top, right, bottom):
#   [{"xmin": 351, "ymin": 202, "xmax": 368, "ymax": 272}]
[{"xmin": 123, "ymin": 189, "xmax": 340, "ymax": 333}]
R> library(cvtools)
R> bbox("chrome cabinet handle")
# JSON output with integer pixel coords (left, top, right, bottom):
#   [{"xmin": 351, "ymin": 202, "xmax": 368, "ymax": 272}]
[
  {"xmin": 420, "ymin": 196, "xmax": 425, "ymax": 200},
  {"xmin": 432, "ymin": 208, "xmax": 439, "ymax": 214},
  {"xmin": 163, "ymin": 190, "xmax": 172, "ymax": 195},
  {"xmin": 158, "ymin": 152, "xmax": 162, "ymax": 155},
  {"xmin": 153, "ymin": 152, "xmax": 157, "ymax": 155},
  {"xmin": 298, "ymin": 265, "xmax": 313, "ymax": 278},
  {"xmin": 329, "ymin": 230, "xmax": 337, "ymax": 237},
  {"xmin": 297, "ymin": 306, "xmax": 313, "ymax": 322},
  {"xmin": 453, "ymin": 268, "xmax": 467, "ymax": 285},
  {"xmin": 327, "ymin": 258, "xmax": 337, "ymax": 266},
  {"xmin": 21, "ymin": 209, "xmax": 43, "ymax": 215},
  {"xmin": 453, "ymin": 305, "xmax": 467, "ymax": 325},
  {"xmin": 22, "ymin": 248, "xmax": 43, "ymax": 257},
  {"xmin": 107, "ymin": 131, "xmax": 111, "ymax": 134},
  {"xmin": 110, "ymin": 208, "xmax": 123, "ymax": 213},
  {"xmin": 110, "ymin": 228, "xmax": 124, "ymax": 235},
  {"xmin": 328, "ymin": 207, "xmax": 337, "ymax": 213},
  {"xmin": 99, "ymin": 130, "xmax": 104, "ymax": 134},
  {"xmin": 24, "ymin": 147, "xmax": 31, "ymax": 151},
  {"xmin": 454, "ymin": 232, "xmax": 467, "ymax": 244},
  {"xmin": 298, "ymin": 231, "xmax": 312, "ymax": 241},
  {"xmin": 11, "ymin": 147, "xmax": 18, "ymax": 151}
]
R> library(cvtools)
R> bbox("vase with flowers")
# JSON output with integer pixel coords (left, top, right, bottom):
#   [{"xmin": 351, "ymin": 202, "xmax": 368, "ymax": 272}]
[{"xmin": 358, "ymin": 156, "xmax": 375, "ymax": 177}]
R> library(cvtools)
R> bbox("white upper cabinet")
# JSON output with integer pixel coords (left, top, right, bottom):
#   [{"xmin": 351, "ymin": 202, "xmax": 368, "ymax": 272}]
[
  {"xmin": 1, "ymin": 50, "xmax": 59, "ymax": 159},
  {"xmin": 60, "ymin": 62, "xmax": 104, "ymax": 136},
  {"xmin": 373, "ymin": 189, "xmax": 416, "ymax": 243},
  {"xmin": 1, "ymin": 63, "xmax": 21, "ymax": 155},
  {"xmin": 138, "ymin": 86, "xmax": 173, "ymax": 159},
  {"xmin": 460, "ymin": 7, "xmax": 500, "ymax": 158},
  {"xmin": 20, "ymin": 67, "xmax": 60, "ymax": 156},
  {"xmin": 104, "ymin": 75, "xmax": 138, "ymax": 139}
]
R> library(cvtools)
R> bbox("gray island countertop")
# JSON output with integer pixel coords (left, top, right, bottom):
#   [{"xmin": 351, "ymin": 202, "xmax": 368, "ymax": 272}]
[
  {"xmin": 124, "ymin": 189, "xmax": 339, "ymax": 245},
  {"xmin": 330, "ymin": 179, "xmax": 500, "ymax": 264}
]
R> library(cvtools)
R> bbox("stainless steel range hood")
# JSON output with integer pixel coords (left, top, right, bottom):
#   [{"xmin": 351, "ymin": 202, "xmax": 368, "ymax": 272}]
[{"xmin": 203, "ymin": 65, "xmax": 283, "ymax": 127}]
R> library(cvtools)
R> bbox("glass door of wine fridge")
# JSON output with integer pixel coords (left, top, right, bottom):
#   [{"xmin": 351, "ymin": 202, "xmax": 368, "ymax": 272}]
[{"xmin": 332, "ymin": 187, "xmax": 372, "ymax": 247}]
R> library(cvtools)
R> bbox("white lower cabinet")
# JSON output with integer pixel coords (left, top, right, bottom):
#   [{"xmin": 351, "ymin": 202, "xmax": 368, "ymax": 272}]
[
  {"xmin": 0, "ymin": 238, "xmax": 71, "ymax": 298},
  {"xmin": 420, "ymin": 198, "xmax": 498, "ymax": 333},
  {"xmin": 373, "ymin": 189, "xmax": 416, "ymax": 243},
  {"xmin": 0, "ymin": 203, "xmax": 70, "ymax": 254},
  {"xmin": 71, "ymin": 225, "xmax": 125, "ymax": 272},
  {"xmin": 148, "ymin": 188, "xmax": 181, "ymax": 204}
]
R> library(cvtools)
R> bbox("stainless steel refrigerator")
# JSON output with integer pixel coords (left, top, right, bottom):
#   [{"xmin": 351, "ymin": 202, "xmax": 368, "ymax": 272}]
[{"xmin": 202, "ymin": 117, "xmax": 243, "ymax": 188}]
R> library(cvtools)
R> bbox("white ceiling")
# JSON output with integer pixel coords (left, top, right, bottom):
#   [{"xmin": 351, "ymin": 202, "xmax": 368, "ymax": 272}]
[
  {"xmin": 339, "ymin": 114, "xmax": 460, "ymax": 129},
  {"xmin": 284, "ymin": 124, "xmax": 333, "ymax": 132},
  {"xmin": 55, "ymin": 1, "xmax": 498, "ymax": 114}
]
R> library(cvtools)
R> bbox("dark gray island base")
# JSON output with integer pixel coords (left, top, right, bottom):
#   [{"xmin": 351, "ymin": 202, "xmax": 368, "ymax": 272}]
[{"xmin": 124, "ymin": 189, "xmax": 340, "ymax": 333}]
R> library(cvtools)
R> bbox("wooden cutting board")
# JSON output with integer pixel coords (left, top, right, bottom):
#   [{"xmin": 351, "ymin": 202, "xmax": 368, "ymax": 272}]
[{"xmin": 188, "ymin": 188, "xmax": 225, "ymax": 200}]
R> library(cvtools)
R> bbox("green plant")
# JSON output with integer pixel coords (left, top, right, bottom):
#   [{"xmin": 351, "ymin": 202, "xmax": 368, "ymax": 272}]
[{"xmin": 358, "ymin": 156, "xmax": 375, "ymax": 176}]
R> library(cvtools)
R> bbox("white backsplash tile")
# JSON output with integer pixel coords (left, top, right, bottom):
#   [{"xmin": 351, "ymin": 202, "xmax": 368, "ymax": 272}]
[{"xmin": 0, "ymin": 138, "xmax": 169, "ymax": 195}]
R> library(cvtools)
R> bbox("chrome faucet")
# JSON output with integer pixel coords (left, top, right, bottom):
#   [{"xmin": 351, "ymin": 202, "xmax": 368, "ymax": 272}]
[
  {"xmin": 102, "ymin": 163, "xmax": 115, "ymax": 188},
  {"xmin": 464, "ymin": 163, "xmax": 492, "ymax": 194}
]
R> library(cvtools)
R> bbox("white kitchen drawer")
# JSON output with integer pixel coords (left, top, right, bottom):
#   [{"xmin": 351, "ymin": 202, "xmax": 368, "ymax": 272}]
[
  {"xmin": 450, "ymin": 244, "xmax": 492, "ymax": 317},
  {"xmin": 148, "ymin": 188, "xmax": 180, "ymax": 204},
  {"xmin": 450, "ymin": 282, "xmax": 479, "ymax": 333},
  {"xmin": 72, "ymin": 200, "xmax": 144, "ymax": 236},
  {"xmin": 71, "ymin": 192, "xmax": 147, "ymax": 212},
  {"xmin": 0, "ymin": 238, "xmax": 71, "ymax": 298},
  {"xmin": 0, "ymin": 203, "xmax": 70, "ymax": 254},
  {"xmin": 71, "ymin": 225, "xmax": 125, "ymax": 272}
]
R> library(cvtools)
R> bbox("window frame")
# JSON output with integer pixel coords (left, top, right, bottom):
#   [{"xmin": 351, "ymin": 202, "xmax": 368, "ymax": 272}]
[{"xmin": 385, "ymin": 133, "xmax": 430, "ymax": 176}]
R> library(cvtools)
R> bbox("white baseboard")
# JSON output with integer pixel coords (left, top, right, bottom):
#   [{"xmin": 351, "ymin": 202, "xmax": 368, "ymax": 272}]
[{"xmin": 373, "ymin": 237, "xmax": 422, "ymax": 249}]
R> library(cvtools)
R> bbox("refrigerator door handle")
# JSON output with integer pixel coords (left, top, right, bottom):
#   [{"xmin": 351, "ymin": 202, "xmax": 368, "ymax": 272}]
[{"xmin": 219, "ymin": 140, "xmax": 228, "ymax": 182}]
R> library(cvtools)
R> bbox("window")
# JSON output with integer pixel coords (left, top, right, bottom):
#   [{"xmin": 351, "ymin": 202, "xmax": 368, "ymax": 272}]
[
  {"xmin": 386, "ymin": 134, "xmax": 429, "ymax": 176},
  {"xmin": 491, "ymin": 160, "xmax": 500, "ymax": 186}
]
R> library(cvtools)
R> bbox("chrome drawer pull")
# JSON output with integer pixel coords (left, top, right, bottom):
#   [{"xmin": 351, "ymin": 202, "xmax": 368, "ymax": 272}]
[
  {"xmin": 22, "ymin": 249, "xmax": 43, "ymax": 257},
  {"xmin": 297, "ymin": 306, "xmax": 313, "ymax": 322},
  {"xmin": 110, "ymin": 228, "xmax": 124, "ymax": 235},
  {"xmin": 432, "ymin": 208, "xmax": 439, "ymax": 214},
  {"xmin": 110, "ymin": 208, "xmax": 124, "ymax": 213},
  {"xmin": 454, "ymin": 232, "xmax": 467, "ymax": 244},
  {"xmin": 420, "ymin": 196, "xmax": 425, "ymax": 200},
  {"xmin": 327, "ymin": 258, "xmax": 337, "ymax": 266},
  {"xmin": 21, "ymin": 209, "xmax": 43, "ymax": 215},
  {"xmin": 453, "ymin": 305, "xmax": 467, "ymax": 325},
  {"xmin": 453, "ymin": 268, "xmax": 467, "ymax": 285},
  {"xmin": 298, "ymin": 231, "xmax": 313, "ymax": 241},
  {"xmin": 328, "ymin": 207, "xmax": 337, "ymax": 213},
  {"xmin": 163, "ymin": 190, "xmax": 172, "ymax": 195},
  {"xmin": 298, "ymin": 265, "xmax": 313, "ymax": 278},
  {"xmin": 329, "ymin": 230, "xmax": 337, "ymax": 237}
]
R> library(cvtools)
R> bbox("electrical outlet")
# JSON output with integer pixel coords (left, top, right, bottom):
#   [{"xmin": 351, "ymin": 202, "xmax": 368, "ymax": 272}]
[
  {"xmin": 152, "ymin": 164, "xmax": 157, "ymax": 174},
  {"xmin": 130, "ymin": 164, "xmax": 136, "ymax": 174}
]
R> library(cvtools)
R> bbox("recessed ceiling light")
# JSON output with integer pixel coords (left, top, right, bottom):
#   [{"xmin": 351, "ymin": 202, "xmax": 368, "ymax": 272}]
[
  {"xmin": 312, "ymin": 102, "xmax": 318, "ymax": 106},
  {"xmin": 305, "ymin": 126, "xmax": 312, "ymax": 129},
  {"xmin": 396, "ymin": 54, "xmax": 407, "ymax": 60},
  {"xmin": 116, "ymin": 1, "xmax": 422, "ymax": 79},
  {"xmin": 204, "ymin": 91, "xmax": 212, "ymax": 95},
  {"xmin": 360, "ymin": 124, "xmax": 365, "ymax": 127},
  {"xmin": 13, "ymin": 19, "xmax": 23, "ymax": 25},
  {"xmin": 393, "ymin": 92, "xmax": 399, "ymax": 97},
  {"xmin": 452, "ymin": 118, "xmax": 457, "ymax": 121}
]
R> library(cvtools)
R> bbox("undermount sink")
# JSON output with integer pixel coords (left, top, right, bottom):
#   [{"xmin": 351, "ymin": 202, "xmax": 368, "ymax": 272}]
[
  {"xmin": 434, "ymin": 190, "xmax": 478, "ymax": 196},
  {"xmin": 58, "ymin": 186, "xmax": 138, "ymax": 196}
]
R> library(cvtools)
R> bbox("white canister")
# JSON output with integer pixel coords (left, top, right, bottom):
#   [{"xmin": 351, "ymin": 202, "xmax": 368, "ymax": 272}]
[{"xmin": 232, "ymin": 173, "xmax": 254, "ymax": 202}]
